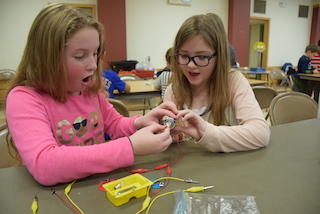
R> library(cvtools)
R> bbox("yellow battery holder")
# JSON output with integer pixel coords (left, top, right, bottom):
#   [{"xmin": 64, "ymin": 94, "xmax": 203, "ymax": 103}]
[{"xmin": 102, "ymin": 174, "xmax": 153, "ymax": 206}]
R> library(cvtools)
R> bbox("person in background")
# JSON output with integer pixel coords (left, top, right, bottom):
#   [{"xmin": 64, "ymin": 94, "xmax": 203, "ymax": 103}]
[
  {"xmin": 5, "ymin": 3, "xmax": 179, "ymax": 186},
  {"xmin": 229, "ymin": 45, "xmax": 238, "ymax": 68},
  {"xmin": 102, "ymin": 46, "xmax": 130, "ymax": 99},
  {"xmin": 103, "ymin": 69, "xmax": 130, "ymax": 141},
  {"xmin": 310, "ymin": 40, "xmax": 320, "ymax": 103},
  {"xmin": 155, "ymin": 48, "xmax": 172, "ymax": 77},
  {"xmin": 153, "ymin": 48, "xmax": 173, "ymax": 98},
  {"xmin": 164, "ymin": 13, "xmax": 270, "ymax": 152},
  {"xmin": 294, "ymin": 44, "xmax": 318, "ymax": 94},
  {"xmin": 103, "ymin": 69, "xmax": 130, "ymax": 98}
]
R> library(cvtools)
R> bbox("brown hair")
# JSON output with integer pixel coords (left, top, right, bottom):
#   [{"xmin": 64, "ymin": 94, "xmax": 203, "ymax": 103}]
[
  {"xmin": 305, "ymin": 44, "xmax": 318, "ymax": 53},
  {"xmin": 171, "ymin": 13, "xmax": 232, "ymax": 125},
  {"xmin": 165, "ymin": 48, "xmax": 173, "ymax": 64},
  {"xmin": 7, "ymin": 3, "xmax": 105, "ymax": 103}
]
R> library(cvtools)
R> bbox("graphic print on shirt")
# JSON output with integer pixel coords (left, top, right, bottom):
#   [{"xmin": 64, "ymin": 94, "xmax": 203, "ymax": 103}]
[
  {"xmin": 56, "ymin": 107, "xmax": 103, "ymax": 145},
  {"xmin": 89, "ymin": 111, "xmax": 100, "ymax": 129},
  {"xmin": 73, "ymin": 117, "xmax": 88, "ymax": 137},
  {"xmin": 105, "ymin": 78, "xmax": 112, "ymax": 91}
]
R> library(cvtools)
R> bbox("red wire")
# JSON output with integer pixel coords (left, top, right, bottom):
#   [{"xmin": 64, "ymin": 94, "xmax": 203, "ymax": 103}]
[
  {"xmin": 51, "ymin": 189, "xmax": 81, "ymax": 214},
  {"xmin": 125, "ymin": 142, "xmax": 183, "ymax": 173},
  {"xmin": 124, "ymin": 142, "xmax": 182, "ymax": 201},
  {"xmin": 149, "ymin": 165, "xmax": 172, "ymax": 197},
  {"xmin": 167, "ymin": 141, "xmax": 183, "ymax": 166}
]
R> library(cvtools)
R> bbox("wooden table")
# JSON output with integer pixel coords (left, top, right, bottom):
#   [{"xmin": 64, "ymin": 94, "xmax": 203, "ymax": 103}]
[
  {"xmin": 243, "ymin": 71, "xmax": 269, "ymax": 75},
  {"xmin": 298, "ymin": 73, "xmax": 320, "ymax": 81},
  {"xmin": 247, "ymin": 79, "xmax": 268, "ymax": 86},
  {"xmin": 243, "ymin": 70, "xmax": 270, "ymax": 85},
  {"xmin": 113, "ymin": 79, "xmax": 267, "ymax": 100},
  {"xmin": 114, "ymin": 80, "xmax": 160, "ymax": 100},
  {"xmin": 114, "ymin": 79, "xmax": 266, "ymax": 100},
  {"xmin": 1, "ymin": 118, "xmax": 320, "ymax": 213}
]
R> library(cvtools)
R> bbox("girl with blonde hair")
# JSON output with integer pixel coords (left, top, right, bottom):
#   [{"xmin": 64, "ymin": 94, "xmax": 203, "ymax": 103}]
[
  {"xmin": 165, "ymin": 13, "xmax": 270, "ymax": 152},
  {"xmin": 6, "ymin": 3, "xmax": 178, "ymax": 186}
]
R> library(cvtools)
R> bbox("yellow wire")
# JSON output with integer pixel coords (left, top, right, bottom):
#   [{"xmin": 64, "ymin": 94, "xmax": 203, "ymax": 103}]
[
  {"xmin": 135, "ymin": 177, "xmax": 185, "ymax": 214},
  {"xmin": 146, "ymin": 191, "xmax": 175, "ymax": 214},
  {"xmin": 64, "ymin": 180, "xmax": 85, "ymax": 214}
]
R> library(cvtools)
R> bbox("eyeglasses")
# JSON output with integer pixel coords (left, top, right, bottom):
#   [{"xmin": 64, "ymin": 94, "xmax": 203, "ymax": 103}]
[{"xmin": 174, "ymin": 52, "xmax": 217, "ymax": 67}]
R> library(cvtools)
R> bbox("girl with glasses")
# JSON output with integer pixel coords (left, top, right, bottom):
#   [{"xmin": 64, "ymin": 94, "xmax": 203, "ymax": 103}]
[{"xmin": 164, "ymin": 13, "xmax": 270, "ymax": 152}]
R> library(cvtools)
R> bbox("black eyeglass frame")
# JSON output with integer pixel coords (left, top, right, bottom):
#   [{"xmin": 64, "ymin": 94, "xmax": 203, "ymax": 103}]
[{"xmin": 174, "ymin": 52, "xmax": 217, "ymax": 67}]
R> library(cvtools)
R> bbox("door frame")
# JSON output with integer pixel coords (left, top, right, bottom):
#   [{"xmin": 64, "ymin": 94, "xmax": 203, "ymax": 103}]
[{"xmin": 250, "ymin": 16, "xmax": 270, "ymax": 68}]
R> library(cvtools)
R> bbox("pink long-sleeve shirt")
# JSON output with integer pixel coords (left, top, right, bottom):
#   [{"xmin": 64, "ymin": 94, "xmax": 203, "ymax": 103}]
[
  {"xmin": 164, "ymin": 71, "xmax": 270, "ymax": 152},
  {"xmin": 6, "ymin": 86, "xmax": 137, "ymax": 186}
]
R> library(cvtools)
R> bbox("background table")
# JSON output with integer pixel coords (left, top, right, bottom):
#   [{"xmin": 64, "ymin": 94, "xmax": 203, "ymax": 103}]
[
  {"xmin": 114, "ymin": 79, "xmax": 268, "ymax": 100},
  {"xmin": 1, "ymin": 119, "xmax": 320, "ymax": 213},
  {"xmin": 248, "ymin": 79, "xmax": 268, "ymax": 86},
  {"xmin": 298, "ymin": 73, "xmax": 320, "ymax": 81},
  {"xmin": 243, "ymin": 70, "xmax": 270, "ymax": 85},
  {"xmin": 114, "ymin": 80, "xmax": 160, "ymax": 100}
]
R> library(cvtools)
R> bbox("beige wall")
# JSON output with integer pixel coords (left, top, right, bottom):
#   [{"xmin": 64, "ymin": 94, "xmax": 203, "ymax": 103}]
[
  {"xmin": 0, "ymin": 0, "xmax": 97, "ymax": 71},
  {"xmin": 250, "ymin": 0, "xmax": 314, "ymax": 67},
  {"xmin": 0, "ymin": 0, "xmax": 316, "ymax": 71},
  {"xmin": 125, "ymin": 0, "xmax": 228, "ymax": 69},
  {"xmin": 126, "ymin": 0, "xmax": 315, "ymax": 68}
]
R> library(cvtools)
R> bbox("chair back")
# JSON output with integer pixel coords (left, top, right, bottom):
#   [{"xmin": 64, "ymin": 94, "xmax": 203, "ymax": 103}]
[
  {"xmin": 269, "ymin": 92, "xmax": 318, "ymax": 126},
  {"xmin": 0, "ymin": 123, "xmax": 16, "ymax": 168},
  {"xmin": 0, "ymin": 69, "xmax": 16, "ymax": 80},
  {"xmin": 119, "ymin": 74, "xmax": 141, "ymax": 81},
  {"xmin": 252, "ymin": 86, "xmax": 278, "ymax": 109},
  {"xmin": 108, "ymin": 98, "xmax": 130, "ymax": 117},
  {"xmin": 0, "ymin": 69, "xmax": 16, "ymax": 106},
  {"xmin": 269, "ymin": 68, "xmax": 293, "ymax": 92}
]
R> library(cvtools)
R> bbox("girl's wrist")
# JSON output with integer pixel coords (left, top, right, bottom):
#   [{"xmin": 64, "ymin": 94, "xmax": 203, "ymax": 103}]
[{"xmin": 134, "ymin": 116, "xmax": 142, "ymax": 130}]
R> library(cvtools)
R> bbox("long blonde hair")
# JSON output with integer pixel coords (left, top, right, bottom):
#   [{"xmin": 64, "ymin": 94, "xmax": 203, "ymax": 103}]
[
  {"xmin": 7, "ymin": 3, "xmax": 105, "ymax": 103},
  {"xmin": 6, "ymin": 3, "xmax": 105, "ymax": 165},
  {"xmin": 172, "ymin": 13, "xmax": 232, "ymax": 125}
]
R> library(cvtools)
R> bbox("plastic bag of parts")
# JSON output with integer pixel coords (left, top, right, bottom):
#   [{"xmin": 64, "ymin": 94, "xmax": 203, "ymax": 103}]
[{"xmin": 172, "ymin": 190, "xmax": 260, "ymax": 214}]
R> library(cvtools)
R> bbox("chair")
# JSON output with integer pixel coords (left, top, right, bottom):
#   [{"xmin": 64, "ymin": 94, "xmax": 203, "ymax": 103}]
[
  {"xmin": 119, "ymin": 74, "xmax": 141, "ymax": 81},
  {"xmin": 269, "ymin": 68, "xmax": 293, "ymax": 93},
  {"xmin": 269, "ymin": 92, "xmax": 318, "ymax": 126},
  {"xmin": 0, "ymin": 69, "xmax": 16, "ymax": 79},
  {"xmin": 252, "ymin": 86, "xmax": 278, "ymax": 120},
  {"xmin": 107, "ymin": 98, "xmax": 130, "ymax": 117},
  {"xmin": 119, "ymin": 74, "xmax": 156, "ymax": 115},
  {"xmin": 0, "ymin": 69, "xmax": 16, "ymax": 107},
  {"xmin": 0, "ymin": 123, "xmax": 16, "ymax": 168}
]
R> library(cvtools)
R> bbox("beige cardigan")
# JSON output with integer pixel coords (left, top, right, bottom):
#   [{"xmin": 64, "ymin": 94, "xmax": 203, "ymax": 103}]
[{"xmin": 163, "ymin": 71, "xmax": 270, "ymax": 152}]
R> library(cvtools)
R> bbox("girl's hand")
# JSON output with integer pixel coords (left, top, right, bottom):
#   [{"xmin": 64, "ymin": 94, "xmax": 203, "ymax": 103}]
[
  {"xmin": 129, "ymin": 124, "xmax": 173, "ymax": 156},
  {"xmin": 134, "ymin": 101, "xmax": 179, "ymax": 130},
  {"xmin": 174, "ymin": 109, "xmax": 207, "ymax": 141}
]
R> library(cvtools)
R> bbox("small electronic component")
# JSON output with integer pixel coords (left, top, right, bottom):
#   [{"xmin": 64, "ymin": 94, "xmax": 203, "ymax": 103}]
[
  {"xmin": 31, "ymin": 195, "xmax": 38, "ymax": 214},
  {"xmin": 163, "ymin": 117, "xmax": 176, "ymax": 129},
  {"xmin": 102, "ymin": 174, "xmax": 153, "ymax": 206},
  {"xmin": 116, "ymin": 186, "xmax": 136, "ymax": 195}
]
